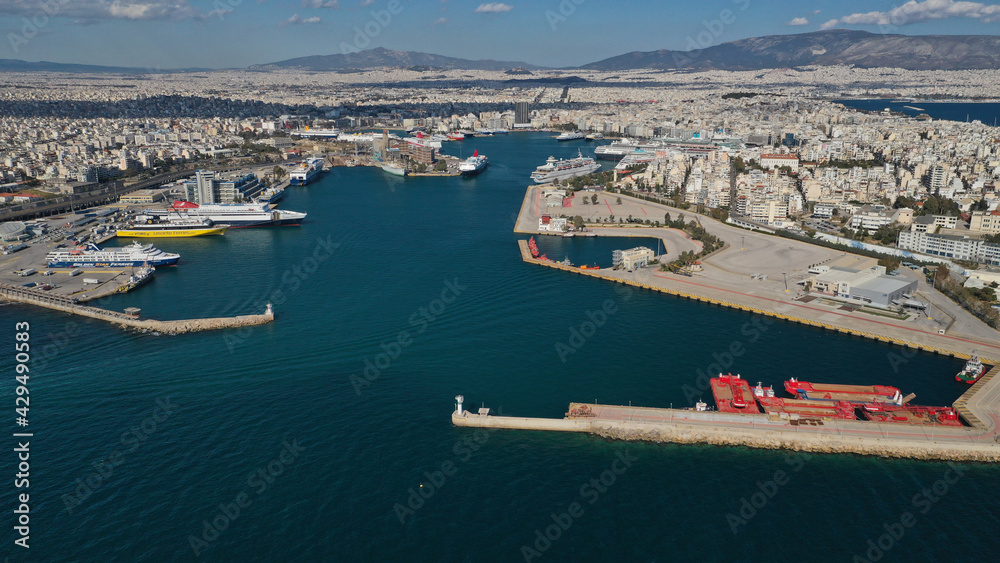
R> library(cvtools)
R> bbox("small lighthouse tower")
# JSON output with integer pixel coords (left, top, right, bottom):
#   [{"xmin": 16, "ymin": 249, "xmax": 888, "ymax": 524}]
[
  {"xmin": 455, "ymin": 395, "xmax": 464, "ymax": 416},
  {"xmin": 265, "ymin": 303, "xmax": 274, "ymax": 317}
]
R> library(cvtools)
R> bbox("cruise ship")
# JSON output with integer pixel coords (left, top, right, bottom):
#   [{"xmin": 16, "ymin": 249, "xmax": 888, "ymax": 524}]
[
  {"xmin": 529, "ymin": 151, "xmax": 601, "ymax": 184},
  {"xmin": 147, "ymin": 201, "xmax": 306, "ymax": 228},
  {"xmin": 288, "ymin": 158, "xmax": 324, "ymax": 186},
  {"xmin": 46, "ymin": 242, "xmax": 180, "ymax": 268},
  {"xmin": 614, "ymin": 149, "xmax": 656, "ymax": 171},
  {"xmin": 459, "ymin": 151, "xmax": 488, "ymax": 177},
  {"xmin": 117, "ymin": 216, "xmax": 229, "ymax": 237},
  {"xmin": 594, "ymin": 139, "xmax": 652, "ymax": 160},
  {"xmin": 556, "ymin": 131, "xmax": 586, "ymax": 141}
]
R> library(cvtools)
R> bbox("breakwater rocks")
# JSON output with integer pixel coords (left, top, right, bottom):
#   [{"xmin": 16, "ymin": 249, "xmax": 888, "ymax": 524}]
[
  {"xmin": 591, "ymin": 423, "xmax": 1000, "ymax": 462},
  {"xmin": 1, "ymin": 283, "xmax": 274, "ymax": 334}
]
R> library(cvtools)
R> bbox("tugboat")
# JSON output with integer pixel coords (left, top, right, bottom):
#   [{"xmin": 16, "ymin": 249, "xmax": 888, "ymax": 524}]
[{"xmin": 956, "ymin": 353, "xmax": 988, "ymax": 384}]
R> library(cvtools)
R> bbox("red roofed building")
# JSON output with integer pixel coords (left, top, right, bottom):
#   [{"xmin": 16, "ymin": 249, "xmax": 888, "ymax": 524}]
[{"xmin": 760, "ymin": 153, "xmax": 800, "ymax": 172}]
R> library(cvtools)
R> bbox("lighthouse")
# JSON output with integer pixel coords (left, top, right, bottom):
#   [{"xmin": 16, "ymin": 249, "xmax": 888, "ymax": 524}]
[{"xmin": 455, "ymin": 395, "xmax": 464, "ymax": 415}]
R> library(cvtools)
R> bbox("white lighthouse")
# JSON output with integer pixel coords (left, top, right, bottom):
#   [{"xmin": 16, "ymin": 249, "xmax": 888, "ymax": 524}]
[{"xmin": 455, "ymin": 395, "xmax": 464, "ymax": 415}]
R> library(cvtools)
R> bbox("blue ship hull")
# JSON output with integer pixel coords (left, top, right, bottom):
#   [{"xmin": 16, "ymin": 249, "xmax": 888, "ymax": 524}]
[{"xmin": 48, "ymin": 257, "xmax": 180, "ymax": 268}]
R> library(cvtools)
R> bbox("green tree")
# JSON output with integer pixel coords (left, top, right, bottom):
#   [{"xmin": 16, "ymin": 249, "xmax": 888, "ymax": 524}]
[
  {"xmin": 434, "ymin": 160, "xmax": 447, "ymax": 172},
  {"xmin": 591, "ymin": 194, "xmax": 598, "ymax": 205},
  {"xmin": 616, "ymin": 197, "xmax": 622, "ymax": 205}
]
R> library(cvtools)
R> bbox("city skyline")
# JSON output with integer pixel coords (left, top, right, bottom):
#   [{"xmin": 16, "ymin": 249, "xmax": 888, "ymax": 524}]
[{"xmin": 0, "ymin": 0, "xmax": 999, "ymax": 69}]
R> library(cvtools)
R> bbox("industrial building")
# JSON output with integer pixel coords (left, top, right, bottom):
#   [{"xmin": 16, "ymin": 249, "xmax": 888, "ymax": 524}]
[
  {"xmin": 613, "ymin": 247, "xmax": 655, "ymax": 270},
  {"xmin": 809, "ymin": 265, "xmax": 917, "ymax": 307}
]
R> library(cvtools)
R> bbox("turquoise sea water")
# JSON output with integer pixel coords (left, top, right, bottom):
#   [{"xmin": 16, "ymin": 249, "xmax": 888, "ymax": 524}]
[{"xmin": 2, "ymin": 132, "xmax": 998, "ymax": 562}]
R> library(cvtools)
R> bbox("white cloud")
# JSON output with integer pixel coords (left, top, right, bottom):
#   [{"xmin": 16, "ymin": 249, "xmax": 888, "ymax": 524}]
[
  {"xmin": 302, "ymin": 0, "xmax": 339, "ymax": 8},
  {"xmin": 285, "ymin": 13, "xmax": 322, "ymax": 25},
  {"xmin": 0, "ymin": 0, "xmax": 206, "ymax": 21},
  {"xmin": 821, "ymin": 0, "xmax": 1000, "ymax": 29},
  {"xmin": 474, "ymin": 3, "xmax": 513, "ymax": 13},
  {"xmin": 787, "ymin": 17, "xmax": 809, "ymax": 25},
  {"xmin": 360, "ymin": 0, "xmax": 375, "ymax": 5},
  {"xmin": 433, "ymin": 17, "xmax": 447, "ymax": 24}
]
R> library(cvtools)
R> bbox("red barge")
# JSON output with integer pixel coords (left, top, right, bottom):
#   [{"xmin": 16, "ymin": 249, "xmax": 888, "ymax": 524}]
[
  {"xmin": 756, "ymin": 396, "xmax": 857, "ymax": 420},
  {"xmin": 710, "ymin": 374, "xmax": 760, "ymax": 414},
  {"xmin": 784, "ymin": 378, "xmax": 904, "ymax": 405},
  {"xmin": 860, "ymin": 403, "xmax": 963, "ymax": 427}
]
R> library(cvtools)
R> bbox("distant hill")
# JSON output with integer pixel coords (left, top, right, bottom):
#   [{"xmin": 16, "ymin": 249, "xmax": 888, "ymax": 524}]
[
  {"xmin": 252, "ymin": 47, "xmax": 544, "ymax": 71},
  {"xmin": 580, "ymin": 30, "xmax": 1000, "ymax": 71}
]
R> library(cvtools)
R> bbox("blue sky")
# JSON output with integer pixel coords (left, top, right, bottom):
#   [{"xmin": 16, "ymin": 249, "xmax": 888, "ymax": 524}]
[{"xmin": 0, "ymin": 0, "xmax": 998, "ymax": 68}]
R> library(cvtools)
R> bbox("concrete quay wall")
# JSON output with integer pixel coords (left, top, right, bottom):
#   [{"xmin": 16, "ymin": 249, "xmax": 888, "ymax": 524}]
[{"xmin": 515, "ymin": 241, "xmax": 994, "ymax": 364}]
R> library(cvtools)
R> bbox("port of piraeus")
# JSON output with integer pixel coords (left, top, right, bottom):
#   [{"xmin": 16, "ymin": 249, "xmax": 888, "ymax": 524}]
[{"xmin": 11, "ymin": 133, "xmax": 1000, "ymax": 561}]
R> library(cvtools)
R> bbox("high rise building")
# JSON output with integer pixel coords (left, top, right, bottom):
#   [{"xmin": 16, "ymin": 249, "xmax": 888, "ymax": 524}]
[{"xmin": 514, "ymin": 102, "xmax": 530, "ymax": 127}]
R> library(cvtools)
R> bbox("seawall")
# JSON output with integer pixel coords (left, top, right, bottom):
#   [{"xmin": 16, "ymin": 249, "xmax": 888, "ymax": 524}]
[{"xmin": 1, "ymin": 283, "xmax": 274, "ymax": 334}]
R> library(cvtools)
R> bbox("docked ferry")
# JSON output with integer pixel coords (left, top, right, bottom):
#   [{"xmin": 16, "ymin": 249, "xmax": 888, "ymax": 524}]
[
  {"xmin": 529, "ymin": 150, "xmax": 601, "ymax": 184},
  {"xmin": 556, "ymin": 131, "xmax": 586, "ymax": 141},
  {"xmin": 289, "ymin": 158, "xmax": 324, "ymax": 185},
  {"xmin": 459, "ymin": 151, "xmax": 488, "ymax": 177},
  {"xmin": 147, "ymin": 201, "xmax": 306, "ymax": 228},
  {"xmin": 116, "ymin": 216, "xmax": 229, "ymax": 237},
  {"xmin": 46, "ymin": 242, "xmax": 180, "ymax": 268}
]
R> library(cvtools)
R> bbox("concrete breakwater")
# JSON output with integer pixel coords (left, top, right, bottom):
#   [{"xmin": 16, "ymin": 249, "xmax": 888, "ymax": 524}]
[
  {"xmin": 453, "ymin": 404, "xmax": 1000, "ymax": 462},
  {"xmin": 0, "ymin": 283, "xmax": 274, "ymax": 335}
]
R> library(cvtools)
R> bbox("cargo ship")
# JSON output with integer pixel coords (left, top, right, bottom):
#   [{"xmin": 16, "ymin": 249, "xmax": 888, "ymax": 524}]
[
  {"xmin": 116, "ymin": 216, "xmax": 229, "ymax": 237},
  {"xmin": 529, "ymin": 151, "xmax": 601, "ymax": 184},
  {"xmin": 288, "ymin": 158, "xmax": 324, "ymax": 186},
  {"xmin": 756, "ymin": 396, "xmax": 857, "ymax": 420},
  {"xmin": 785, "ymin": 378, "xmax": 904, "ymax": 405},
  {"xmin": 956, "ymin": 354, "xmax": 987, "ymax": 384},
  {"xmin": 147, "ymin": 201, "xmax": 306, "ymax": 228},
  {"xmin": 860, "ymin": 403, "xmax": 963, "ymax": 427},
  {"xmin": 46, "ymin": 242, "xmax": 180, "ymax": 268},
  {"xmin": 710, "ymin": 374, "xmax": 760, "ymax": 414},
  {"xmin": 459, "ymin": 151, "xmax": 489, "ymax": 177}
]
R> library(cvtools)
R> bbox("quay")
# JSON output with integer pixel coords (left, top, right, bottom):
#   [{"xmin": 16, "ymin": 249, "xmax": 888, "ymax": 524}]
[
  {"xmin": 0, "ymin": 283, "xmax": 274, "ymax": 335},
  {"xmin": 514, "ymin": 187, "xmax": 1000, "ymax": 363},
  {"xmin": 451, "ymin": 391, "xmax": 1000, "ymax": 462}
]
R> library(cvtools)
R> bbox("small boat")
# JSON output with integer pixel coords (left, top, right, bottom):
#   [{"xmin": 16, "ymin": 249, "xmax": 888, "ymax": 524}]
[{"xmin": 956, "ymin": 353, "xmax": 988, "ymax": 384}]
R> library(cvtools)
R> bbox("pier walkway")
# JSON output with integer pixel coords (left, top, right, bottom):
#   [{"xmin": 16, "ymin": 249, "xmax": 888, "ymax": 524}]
[
  {"xmin": 0, "ymin": 283, "xmax": 274, "ymax": 334},
  {"xmin": 453, "ymin": 400, "xmax": 1000, "ymax": 462}
]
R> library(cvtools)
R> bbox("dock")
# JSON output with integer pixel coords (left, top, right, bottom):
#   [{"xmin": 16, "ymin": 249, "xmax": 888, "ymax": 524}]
[
  {"xmin": 451, "ymin": 392, "xmax": 1000, "ymax": 462},
  {"xmin": 0, "ymin": 283, "xmax": 274, "ymax": 335}
]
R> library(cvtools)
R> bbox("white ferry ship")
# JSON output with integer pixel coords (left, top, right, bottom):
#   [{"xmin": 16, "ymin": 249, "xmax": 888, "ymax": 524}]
[
  {"xmin": 147, "ymin": 201, "xmax": 306, "ymax": 228},
  {"xmin": 459, "ymin": 151, "xmax": 489, "ymax": 177},
  {"xmin": 289, "ymin": 158, "xmax": 325, "ymax": 185},
  {"xmin": 556, "ymin": 131, "xmax": 586, "ymax": 141},
  {"xmin": 46, "ymin": 242, "xmax": 180, "ymax": 267}
]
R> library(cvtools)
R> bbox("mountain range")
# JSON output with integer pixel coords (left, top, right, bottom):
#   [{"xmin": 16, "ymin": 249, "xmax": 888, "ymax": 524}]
[
  {"xmin": 3, "ymin": 30, "xmax": 999, "ymax": 73},
  {"xmin": 581, "ymin": 30, "xmax": 1000, "ymax": 71}
]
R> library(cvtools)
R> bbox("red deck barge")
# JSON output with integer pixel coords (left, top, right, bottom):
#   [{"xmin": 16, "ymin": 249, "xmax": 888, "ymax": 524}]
[
  {"xmin": 784, "ymin": 378, "xmax": 903, "ymax": 405},
  {"xmin": 757, "ymin": 396, "xmax": 857, "ymax": 420},
  {"xmin": 860, "ymin": 404, "xmax": 963, "ymax": 427},
  {"xmin": 710, "ymin": 374, "xmax": 760, "ymax": 414}
]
